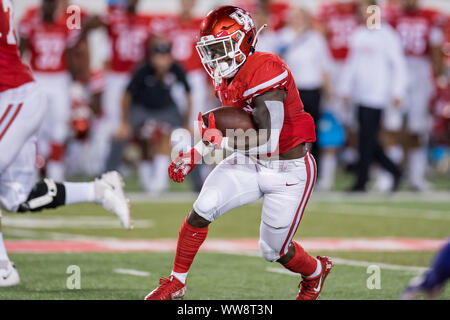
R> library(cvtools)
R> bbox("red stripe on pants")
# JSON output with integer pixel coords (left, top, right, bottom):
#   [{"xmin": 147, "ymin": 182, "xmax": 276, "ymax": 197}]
[
  {"xmin": 0, "ymin": 104, "xmax": 13, "ymax": 126},
  {"xmin": 279, "ymin": 152, "xmax": 315, "ymax": 256},
  {"xmin": 0, "ymin": 103, "xmax": 23, "ymax": 141}
]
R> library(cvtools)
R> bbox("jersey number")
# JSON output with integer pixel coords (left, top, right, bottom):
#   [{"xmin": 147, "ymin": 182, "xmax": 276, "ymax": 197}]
[{"xmin": 0, "ymin": 0, "xmax": 17, "ymax": 45}]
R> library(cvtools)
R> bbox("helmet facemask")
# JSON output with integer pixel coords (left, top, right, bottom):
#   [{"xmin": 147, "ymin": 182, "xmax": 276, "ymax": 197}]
[{"xmin": 196, "ymin": 30, "xmax": 247, "ymax": 81}]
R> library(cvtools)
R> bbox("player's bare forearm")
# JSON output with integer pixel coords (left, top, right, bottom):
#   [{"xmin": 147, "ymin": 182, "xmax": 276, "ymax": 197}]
[
  {"xmin": 430, "ymin": 45, "xmax": 444, "ymax": 77},
  {"xmin": 224, "ymin": 90, "xmax": 286, "ymax": 151},
  {"xmin": 121, "ymin": 91, "xmax": 132, "ymax": 124},
  {"xmin": 76, "ymin": 15, "xmax": 105, "ymax": 45}
]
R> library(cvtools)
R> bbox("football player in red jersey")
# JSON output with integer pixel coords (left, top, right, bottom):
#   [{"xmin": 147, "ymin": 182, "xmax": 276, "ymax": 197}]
[
  {"xmin": 166, "ymin": 0, "xmax": 206, "ymax": 125},
  {"xmin": 314, "ymin": 0, "xmax": 360, "ymax": 192},
  {"xmin": 145, "ymin": 6, "xmax": 333, "ymax": 301},
  {"xmin": 382, "ymin": 0, "xmax": 446, "ymax": 191},
  {"xmin": 78, "ymin": 0, "xmax": 153, "ymax": 172},
  {"xmin": 146, "ymin": 0, "xmax": 206, "ymax": 192},
  {"xmin": 18, "ymin": 0, "xmax": 84, "ymax": 181},
  {"xmin": 0, "ymin": 0, "xmax": 131, "ymax": 287}
]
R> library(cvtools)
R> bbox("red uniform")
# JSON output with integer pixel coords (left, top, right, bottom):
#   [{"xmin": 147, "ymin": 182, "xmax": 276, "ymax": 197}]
[
  {"xmin": 389, "ymin": 8, "xmax": 445, "ymax": 57},
  {"xmin": 19, "ymin": 9, "xmax": 76, "ymax": 73},
  {"xmin": 149, "ymin": 14, "xmax": 203, "ymax": 72},
  {"xmin": 167, "ymin": 16, "xmax": 204, "ymax": 72},
  {"xmin": 316, "ymin": 1, "xmax": 359, "ymax": 61},
  {"xmin": 214, "ymin": 52, "xmax": 316, "ymax": 154},
  {"xmin": 0, "ymin": 0, "xmax": 34, "ymax": 92},
  {"xmin": 104, "ymin": 9, "xmax": 152, "ymax": 73}
]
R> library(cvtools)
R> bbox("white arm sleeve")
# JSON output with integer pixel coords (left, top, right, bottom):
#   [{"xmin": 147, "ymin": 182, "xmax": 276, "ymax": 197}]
[{"xmin": 222, "ymin": 100, "xmax": 284, "ymax": 155}]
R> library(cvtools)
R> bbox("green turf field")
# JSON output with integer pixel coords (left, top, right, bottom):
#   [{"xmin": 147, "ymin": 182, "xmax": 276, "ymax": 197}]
[{"xmin": 0, "ymin": 195, "xmax": 449, "ymax": 300}]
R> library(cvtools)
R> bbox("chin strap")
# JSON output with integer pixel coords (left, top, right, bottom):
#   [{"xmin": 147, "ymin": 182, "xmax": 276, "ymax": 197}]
[{"xmin": 251, "ymin": 24, "xmax": 268, "ymax": 50}]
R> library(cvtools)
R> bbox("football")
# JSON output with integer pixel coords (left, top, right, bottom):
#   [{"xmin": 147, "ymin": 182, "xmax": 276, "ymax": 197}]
[{"xmin": 202, "ymin": 106, "xmax": 257, "ymax": 136}]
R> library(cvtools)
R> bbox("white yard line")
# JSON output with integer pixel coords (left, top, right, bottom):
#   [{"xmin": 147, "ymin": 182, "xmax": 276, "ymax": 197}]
[
  {"xmin": 267, "ymin": 257, "xmax": 428, "ymax": 276},
  {"xmin": 114, "ymin": 268, "xmax": 151, "ymax": 277},
  {"xmin": 4, "ymin": 227, "xmax": 120, "ymax": 241},
  {"xmin": 2, "ymin": 216, "xmax": 153, "ymax": 229}
]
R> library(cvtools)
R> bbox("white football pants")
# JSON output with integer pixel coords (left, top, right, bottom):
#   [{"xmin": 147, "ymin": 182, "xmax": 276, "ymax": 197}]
[{"xmin": 193, "ymin": 151, "xmax": 317, "ymax": 262}]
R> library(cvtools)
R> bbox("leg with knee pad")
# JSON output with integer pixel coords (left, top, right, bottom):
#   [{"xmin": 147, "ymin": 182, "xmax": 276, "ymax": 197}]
[
  {"xmin": 192, "ymin": 187, "xmax": 222, "ymax": 222},
  {"xmin": 17, "ymin": 179, "xmax": 66, "ymax": 213},
  {"xmin": 258, "ymin": 238, "xmax": 281, "ymax": 262}
]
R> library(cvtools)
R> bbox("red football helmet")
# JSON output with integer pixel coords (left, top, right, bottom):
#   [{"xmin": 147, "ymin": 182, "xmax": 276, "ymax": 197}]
[{"xmin": 196, "ymin": 6, "xmax": 262, "ymax": 81}]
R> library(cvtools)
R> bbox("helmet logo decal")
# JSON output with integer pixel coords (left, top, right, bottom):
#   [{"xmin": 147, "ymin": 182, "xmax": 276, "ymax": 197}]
[
  {"xmin": 229, "ymin": 9, "xmax": 254, "ymax": 32},
  {"xmin": 216, "ymin": 30, "xmax": 230, "ymax": 38}
]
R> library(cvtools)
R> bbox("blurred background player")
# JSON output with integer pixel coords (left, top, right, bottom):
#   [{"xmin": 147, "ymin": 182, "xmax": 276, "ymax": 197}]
[
  {"xmin": 339, "ymin": 0, "xmax": 407, "ymax": 192},
  {"xmin": 18, "ymin": 0, "xmax": 82, "ymax": 181},
  {"xmin": 278, "ymin": 6, "xmax": 332, "ymax": 166},
  {"xmin": 112, "ymin": 41, "xmax": 191, "ymax": 194},
  {"xmin": 381, "ymin": 0, "xmax": 446, "ymax": 191},
  {"xmin": 315, "ymin": 0, "xmax": 360, "ymax": 191},
  {"xmin": 252, "ymin": 1, "xmax": 280, "ymax": 53},
  {"xmin": 0, "ymin": 0, "xmax": 131, "ymax": 287},
  {"xmin": 80, "ymin": 0, "xmax": 153, "ymax": 173},
  {"xmin": 154, "ymin": 0, "xmax": 210, "ymax": 191}
]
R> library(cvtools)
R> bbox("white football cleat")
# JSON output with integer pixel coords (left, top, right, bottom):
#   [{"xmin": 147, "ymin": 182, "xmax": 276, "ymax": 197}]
[
  {"xmin": 95, "ymin": 171, "xmax": 132, "ymax": 230},
  {"xmin": 0, "ymin": 260, "xmax": 20, "ymax": 287}
]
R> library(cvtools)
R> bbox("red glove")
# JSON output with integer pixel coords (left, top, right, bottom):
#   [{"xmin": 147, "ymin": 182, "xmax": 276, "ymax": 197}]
[
  {"xmin": 168, "ymin": 148, "xmax": 202, "ymax": 183},
  {"xmin": 198, "ymin": 112, "xmax": 225, "ymax": 149}
]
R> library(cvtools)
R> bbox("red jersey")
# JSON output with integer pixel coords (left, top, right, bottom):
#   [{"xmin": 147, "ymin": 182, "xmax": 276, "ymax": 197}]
[
  {"xmin": 214, "ymin": 52, "xmax": 315, "ymax": 154},
  {"xmin": 19, "ymin": 8, "xmax": 76, "ymax": 73},
  {"xmin": 389, "ymin": 8, "xmax": 445, "ymax": 57},
  {"xmin": 0, "ymin": 0, "xmax": 34, "ymax": 92},
  {"xmin": 104, "ymin": 9, "xmax": 152, "ymax": 73},
  {"xmin": 317, "ymin": 2, "xmax": 359, "ymax": 61},
  {"xmin": 166, "ymin": 16, "xmax": 204, "ymax": 72}
]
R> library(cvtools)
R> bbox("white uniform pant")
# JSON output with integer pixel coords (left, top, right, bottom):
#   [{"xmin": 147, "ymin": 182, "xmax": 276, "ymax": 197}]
[
  {"xmin": 94, "ymin": 71, "xmax": 130, "ymax": 172},
  {"xmin": 193, "ymin": 151, "xmax": 317, "ymax": 262},
  {"xmin": 34, "ymin": 72, "xmax": 71, "ymax": 157},
  {"xmin": 384, "ymin": 57, "xmax": 434, "ymax": 134},
  {"xmin": 102, "ymin": 71, "xmax": 130, "ymax": 135},
  {"xmin": 0, "ymin": 83, "xmax": 47, "ymax": 211}
]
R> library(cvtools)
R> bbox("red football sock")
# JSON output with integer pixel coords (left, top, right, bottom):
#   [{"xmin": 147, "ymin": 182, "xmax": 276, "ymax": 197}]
[
  {"xmin": 173, "ymin": 218, "xmax": 209, "ymax": 274},
  {"xmin": 282, "ymin": 241, "xmax": 318, "ymax": 277}
]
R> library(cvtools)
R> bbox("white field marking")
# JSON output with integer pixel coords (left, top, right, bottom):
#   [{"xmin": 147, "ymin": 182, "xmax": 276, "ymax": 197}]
[
  {"xmin": 114, "ymin": 268, "xmax": 151, "ymax": 277},
  {"xmin": 3, "ymin": 227, "xmax": 120, "ymax": 241},
  {"xmin": 308, "ymin": 203, "xmax": 450, "ymax": 221},
  {"xmin": 266, "ymin": 258, "xmax": 428, "ymax": 276},
  {"xmin": 2, "ymin": 216, "xmax": 153, "ymax": 229}
]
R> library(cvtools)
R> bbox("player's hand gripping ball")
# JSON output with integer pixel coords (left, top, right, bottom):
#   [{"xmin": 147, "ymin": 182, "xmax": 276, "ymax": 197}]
[
  {"xmin": 198, "ymin": 112, "xmax": 224, "ymax": 149},
  {"xmin": 168, "ymin": 148, "xmax": 202, "ymax": 183}
]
